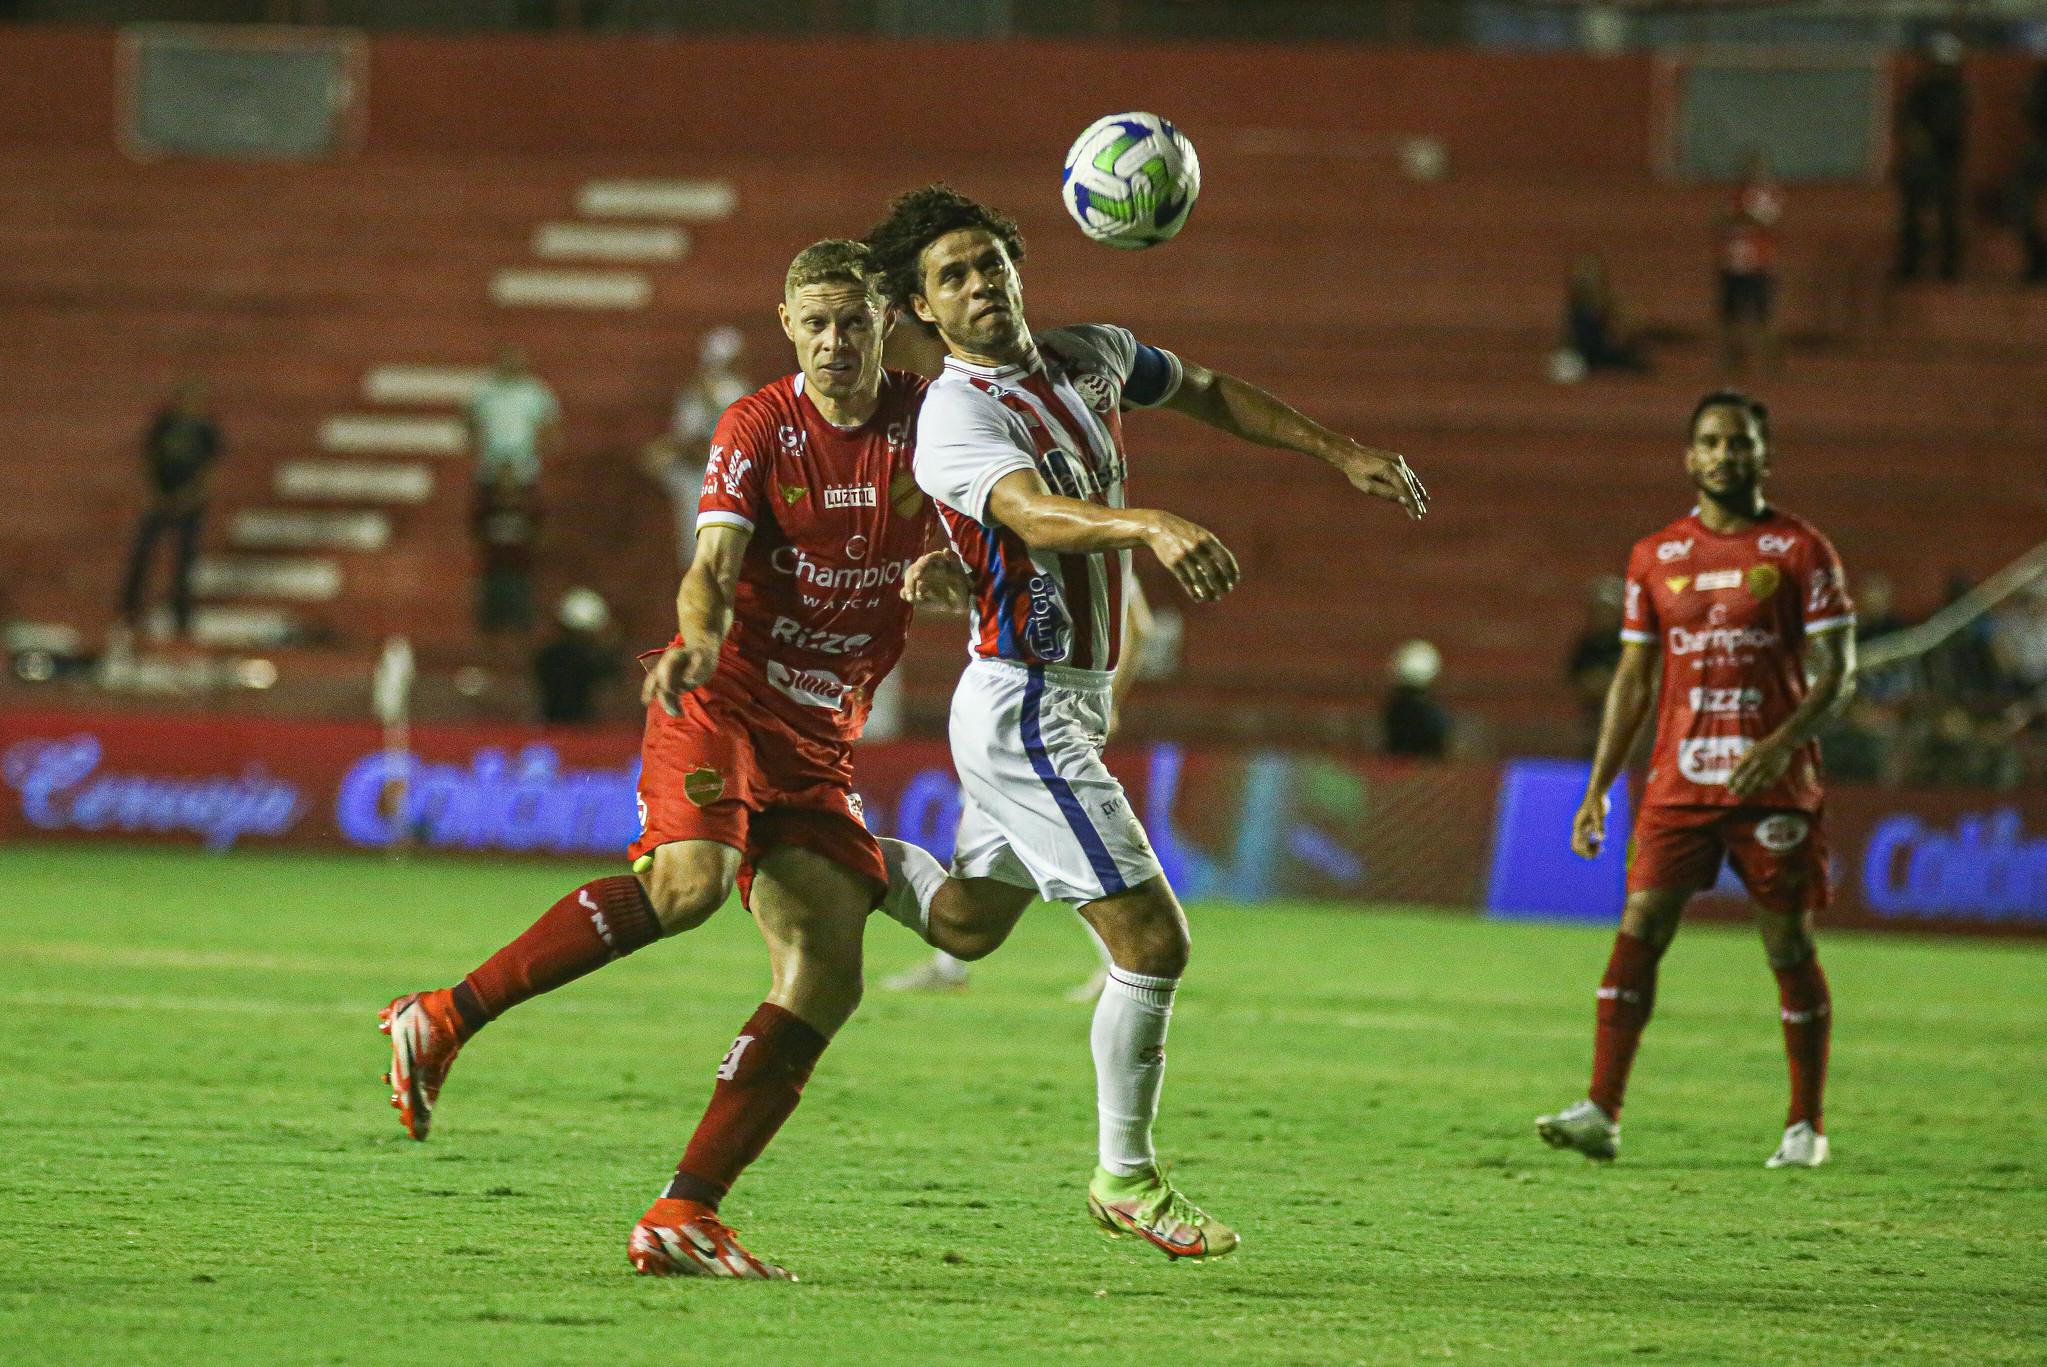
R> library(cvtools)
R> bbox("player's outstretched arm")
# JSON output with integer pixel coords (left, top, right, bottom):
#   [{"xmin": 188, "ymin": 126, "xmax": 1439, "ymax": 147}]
[
  {"xmin": 1573, "ymin": 641, "xmax": 1658, "ymax": 860},
  {"xmin": 985, "ymin": 468, "xmax": 1239, "ymax": 603},
  {"xmin": 1727, "ymin": 628, "xmax": 1857, "ymax": 800},
  {"xmin": 1160, "ymin": 358, "xmax": 1428, "ymax": 520},
  {"xmin": 644, "ymin": 524, "xmax": 750, "ymax": 715}
]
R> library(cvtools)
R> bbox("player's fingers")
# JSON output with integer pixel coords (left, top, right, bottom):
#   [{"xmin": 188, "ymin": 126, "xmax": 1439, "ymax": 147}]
[{"xmin": 1205, "ymin": 539, "xmax": 1241, "ymax": 589}]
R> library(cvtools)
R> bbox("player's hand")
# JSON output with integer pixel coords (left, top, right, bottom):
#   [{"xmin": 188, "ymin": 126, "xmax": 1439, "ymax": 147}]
[
  {"xmin": 1331, "ymin": 442, "xmax": 1428, "ymax": 521},
  {"xmin": 1571, "ymin": 790, "xmax": 1610, "ymax": 861},
  {"xmin": 902, "ymin": 549, "xmax": 972, "ymax": 612},
  {"xmin": 1142, "ymin": 511, "xmax": 1240, "ymax": 604},
  {"xmin": 1727, "ymin": 737, "xmax": 1793, "ymax": 800},
  {"xmin": 641, "ymin": 640, "xmax": 719, "ymax": 716}
]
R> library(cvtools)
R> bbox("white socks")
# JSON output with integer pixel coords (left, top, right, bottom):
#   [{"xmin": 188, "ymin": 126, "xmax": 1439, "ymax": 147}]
[
  {"xmin": 875, "ymin": 837, "xmax": 946, "ymax": 941},
  {"xmin": 1091, "ymin": 967, "xmax": 1177, "ymax": 1176}
]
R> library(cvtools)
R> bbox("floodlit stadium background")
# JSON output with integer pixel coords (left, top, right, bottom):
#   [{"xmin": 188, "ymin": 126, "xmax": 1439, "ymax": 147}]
[{"xmin": 2, "ymin": 0, "xmax": 2043, "ymax": 931}]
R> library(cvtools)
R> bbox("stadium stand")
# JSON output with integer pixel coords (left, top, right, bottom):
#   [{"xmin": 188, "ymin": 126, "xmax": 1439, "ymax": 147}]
[{"xmin": 1, "ymin": 30, "xmax": 2041, "ymax": 749}]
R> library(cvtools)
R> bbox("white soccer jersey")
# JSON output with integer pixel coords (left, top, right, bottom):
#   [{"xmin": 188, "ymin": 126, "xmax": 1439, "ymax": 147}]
[{"xmin": 914, "ymin": 323, "xmax": 1183, "ymax": 676}]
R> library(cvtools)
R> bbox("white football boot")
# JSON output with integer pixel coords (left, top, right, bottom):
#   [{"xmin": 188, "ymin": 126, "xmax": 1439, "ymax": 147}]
[
  {"xmin": 1765, "ymin": 1121, "xmax": 1830, "ymax": 1169},
  {"xmin": 1536, "ymin": 1098, "xmax": 1621, "ymax": 1160},
  {"xmin": 883, "ymin": 952, "xmax": 970, "ymax": 992}
]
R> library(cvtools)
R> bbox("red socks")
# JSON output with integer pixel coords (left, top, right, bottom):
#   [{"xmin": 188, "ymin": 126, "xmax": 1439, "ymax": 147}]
[
  {"xmin": 664, "ymin": 1002, "xmax": 830, "ymax": 1210},
  {"xmin": 453, "ymin": 876, "xmax": 663, "ymax": 1034},
  {"xmin": 1773, "ymin": 954, "xmax": 1831, "ymax": 1131},
  {"xmin": 1588, "ymin": 931, "xmax": 1663, "ymax": 1119}
]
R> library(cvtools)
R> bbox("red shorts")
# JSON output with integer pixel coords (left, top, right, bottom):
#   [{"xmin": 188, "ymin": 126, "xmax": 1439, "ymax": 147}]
[
  {"xmin": 1626, "ymin": 803, "xmax": 1829, "ymax": 916},
  {"xmin": 627, "ymin": 685, "xmax": 884, "ymax": 905}
]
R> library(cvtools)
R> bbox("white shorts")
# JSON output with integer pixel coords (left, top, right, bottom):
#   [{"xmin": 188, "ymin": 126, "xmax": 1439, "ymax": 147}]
[{"xmin": 947, "ymin": 658, "xmax": 1163, "ymax": 905}]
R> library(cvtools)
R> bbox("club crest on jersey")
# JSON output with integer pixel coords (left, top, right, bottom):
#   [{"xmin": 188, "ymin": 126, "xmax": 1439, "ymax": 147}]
[
  {"xmin": 1746, "ymin": 564, "xmax": 1782, "ymax": 600},
  {"xmin": 683, "ymin": 766, "xmax": 725, "ymax": 806},
  {"xmin": 1074, "ymin": 371, "xmax": 1118, "ymax": 413}
]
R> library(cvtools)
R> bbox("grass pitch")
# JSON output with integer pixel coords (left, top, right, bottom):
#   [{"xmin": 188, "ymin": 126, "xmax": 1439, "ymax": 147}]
[{"xmin": 2, "ymin": 844, "xmax": 2043, "ymax": 1365}]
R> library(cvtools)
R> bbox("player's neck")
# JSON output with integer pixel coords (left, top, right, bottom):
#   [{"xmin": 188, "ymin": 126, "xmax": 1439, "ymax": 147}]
[
  {"xmin": 805, "ymin": 386, "xmax": 880, "ymax": 429},
  {"xmin": 1695, "ymin": 492, "xmax": 1769, "ymax": 534},
  {"xmin": 947, "ymin": 326, "xmax": 1037, "ymax": 373}
]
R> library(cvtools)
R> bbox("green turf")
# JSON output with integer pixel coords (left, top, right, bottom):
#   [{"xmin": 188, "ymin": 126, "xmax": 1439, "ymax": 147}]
[{"xmin": 2, "ymin": 844, "xmax": 2043, "ymax": 1365}]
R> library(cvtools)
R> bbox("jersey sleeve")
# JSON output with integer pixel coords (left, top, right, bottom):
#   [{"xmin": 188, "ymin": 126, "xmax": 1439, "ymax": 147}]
[
  {"xmin": 1620, "ymin": 541, "xmax": 1658, "ymax": 645},
  {"xmin": 914, "ymin": 382, "xmax": 1038, "ymax": 525},
  {"xmin": 1051, "ymin": 323, "xmax": 1183, "ymax": 409},
  {"xmin": 1800, "ymin": 531, "xmax": 1855, "ymax": 636},
  {"xmin": 696, "ymin": 403, "xmax": 770, "ymax": 534}
]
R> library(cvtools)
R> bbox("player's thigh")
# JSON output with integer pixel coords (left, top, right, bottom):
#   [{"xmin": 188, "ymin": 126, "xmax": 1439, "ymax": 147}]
[
  {"xmin": 1722, "ymin": 811, "xmax": 1827, "ymax": 964},
  {"xmin": 1624, "ymin": 806, "xmax": 1721, "ymax": 945},
  {"xmin": 637, "ymin": 836, "xmax": 743, "ymax": 934},
  {"xmin": 1077, "ymin": 874, "xmax": 1190, "ymax": 978}
]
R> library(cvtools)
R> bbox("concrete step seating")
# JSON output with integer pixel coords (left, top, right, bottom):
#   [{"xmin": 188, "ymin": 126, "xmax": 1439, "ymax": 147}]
[
  {"xmin": 192, "ymin": 555, "xmax": 343, "ymax": 603},
  {"xmin": 230, "ymin": 509, "xmax": 393, "ymax": 553},
  {"xmin": 275, "ymin": 460, "xmax": 435, "ymax": 505}
]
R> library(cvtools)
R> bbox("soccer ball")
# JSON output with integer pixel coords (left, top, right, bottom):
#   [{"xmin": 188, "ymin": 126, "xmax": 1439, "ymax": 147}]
[{"xmin": 1060, "ymin": 112, "xmax": 1201, "ymax": 251}]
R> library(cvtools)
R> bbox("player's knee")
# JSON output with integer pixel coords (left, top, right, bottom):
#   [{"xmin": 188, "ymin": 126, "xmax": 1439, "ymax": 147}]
[
  {"xmin": 1112, "ymin": 915, "xmax": 1189, "ymax": 978},
  {"xmin": 1760, "ymin": 916, "xmax": 1815, "ymax": 969},
  {"xmin": 640, "ymin": 863, "xmax": 728, "ymax": 934}
]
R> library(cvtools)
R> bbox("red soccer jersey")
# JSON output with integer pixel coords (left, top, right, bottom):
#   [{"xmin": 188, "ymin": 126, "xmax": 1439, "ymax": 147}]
[
  {"xmin": 690, "ymin": 368, "xmax": 933, "ymax": 745},
  {"xmin": 1720, "ymin": 181, "xmax": 1783, "ymax": 275},
  {"xmin": 1621, "ymin": 508, "xmax": 1854, "ymax": 812}
]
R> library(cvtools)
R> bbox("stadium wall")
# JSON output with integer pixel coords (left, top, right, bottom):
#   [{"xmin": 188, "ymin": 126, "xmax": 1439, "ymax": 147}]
[{"xmin": 5, "ymin": 707, "xmax": 2043, "ymax": 937}]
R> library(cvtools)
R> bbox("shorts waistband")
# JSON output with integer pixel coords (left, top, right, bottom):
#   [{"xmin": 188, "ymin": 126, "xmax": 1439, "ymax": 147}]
[{"xmin": 969, "ymin": 655, "xmax": 1114, "ymax": 693}]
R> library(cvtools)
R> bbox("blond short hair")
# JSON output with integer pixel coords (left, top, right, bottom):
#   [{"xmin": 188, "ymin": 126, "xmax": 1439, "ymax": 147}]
[{"xmin": 784, "ymin": 239, "xmax": 880, "ymax": 301}]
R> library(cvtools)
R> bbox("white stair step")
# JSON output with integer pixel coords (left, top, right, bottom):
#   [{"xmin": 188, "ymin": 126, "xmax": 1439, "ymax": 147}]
[
  {"xmin": 190, "ymin": 605, "xmax": 301, "ymax": 650},
  {"xmin": 575, "ymin": 179, "xmax": 737, "ymax": 221},
  {"xmin": 231, "ymin": 508, "xmax": 392, "ymax": 552},
  {"xmin": 276, "ymin": 459, "xmax": 435, "ymax": 505},
  {"xmin": 489, "ymin": 268, "xmax": 652, "ymax": 310},
  {"xmin": 362, "ymin": 365, "xmax": 487, "ymax": 405},
  {"xmin": 532, "ymin": 221, "xmax": 688, "ymax": 262},
  {"xmin": 318, "ymin": 414, "xmax": 467, "ymax": 456},
  {"xmin": 192, "ymin": 555, "xmax": 342, "ymax": 603}
]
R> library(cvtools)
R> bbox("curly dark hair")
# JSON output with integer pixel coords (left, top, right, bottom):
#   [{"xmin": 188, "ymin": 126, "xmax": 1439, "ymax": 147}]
[
  {"xmin": 863, "ymin": 184, "xmax": 1027, "ymax": 323},
  {"xmin": 1689, "ymin": 388, "xmax": 1772, "ymax": 446}
]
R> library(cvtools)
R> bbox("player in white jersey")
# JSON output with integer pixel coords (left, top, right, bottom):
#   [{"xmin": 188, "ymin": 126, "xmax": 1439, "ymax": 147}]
[{"xmin": 863, "ymin": 185, "xmax": 1428, "ymax": 1259}]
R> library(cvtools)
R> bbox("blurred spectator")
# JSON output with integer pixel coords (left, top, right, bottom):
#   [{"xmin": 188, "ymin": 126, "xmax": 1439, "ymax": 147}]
[
  {"xmin": 532, "ymin": 587, "xmax": 621, "ymax": 724},
  {"xmin": 2011, "ymin": 62, "xmax": 2047, "ymax": 283},
  {"xmin": 1565, "ymin": 575, "xmax": 1626, "ymax": 754},
  {"xmin": 117, "ymin": 377, "xmax": 220, "ymax": 641},
  {"xmin": 641, "ymin": 327, "xmax": 749, "ymax": 570},
  {"xmin": 1820, "ymin": 698, "xmax": 1896, "ymax": 786},
  {"xmin": 1851, "ymin": 571, "xmax": 1919, "ymax": 705},
  {"xmin": 1552, "ymin": 254, "xmax": 1646, "ymax": 382},
  {"xmin": 1894, "ymin": 34, "xmax": 1968, "ymax": 282},
  {"xmin": 1988, "ymin": 579, "xmax": 2047, "ymax": 705},
  {"xmin": 1717, "ymin": 150, "xmax": 1783, "ymax": 376},
  {"xmin": 1922, "ymin": 573, "xmax": 2006, "ymax": 703},
  {"xmin": 472, "ymin": 470, "xmax": 541, "ymax": 640},
  {"xmin": 1903, "ymin": 703, "xmax": 2018, "ymax": 790},
  {"xmin": 467, "ymin": 346, "xmax": 560, "ymax": 490},
  {"xmin": 1383, "ymin": 639, "xmax": 1451, "ymax": 759}
]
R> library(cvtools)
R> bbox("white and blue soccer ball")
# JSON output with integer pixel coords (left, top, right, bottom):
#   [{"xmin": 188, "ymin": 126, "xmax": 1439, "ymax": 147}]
[{"xmin": 1060, "ymin": 112, "xmax": 1201, "ymax": 251}]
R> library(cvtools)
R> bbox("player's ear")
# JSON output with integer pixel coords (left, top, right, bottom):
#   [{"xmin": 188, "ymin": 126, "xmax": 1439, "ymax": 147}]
[
  {"xmin": 777, "ymin": 301, "xmax": 796, "ymax": 342},
  {"xmin": 910, "ymin": 293, "xmax": 937, "ymax": 326}
]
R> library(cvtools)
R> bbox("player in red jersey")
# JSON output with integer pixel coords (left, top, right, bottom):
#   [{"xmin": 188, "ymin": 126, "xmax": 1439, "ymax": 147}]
[
  {"xmin": 1538, "ymin": 390, "xmax": 1857, "ymax": 1168},
  {"xmin": 380, "ymin": 240, "xmax": 961, "ymax": 1279}
]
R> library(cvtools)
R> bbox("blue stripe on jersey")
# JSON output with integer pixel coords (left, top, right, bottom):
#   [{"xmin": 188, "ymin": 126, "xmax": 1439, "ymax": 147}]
[
  {"xmin": 1019, "ymin": 666, "xmax": 1127, "ymax": 897},
  {"xmin": 987, "ymin": 530, "xmax": 1019, "ymax": 658},
  {"xmin": 1124, "ymin": 343, "xmax": 1175, "ymax": 408}
]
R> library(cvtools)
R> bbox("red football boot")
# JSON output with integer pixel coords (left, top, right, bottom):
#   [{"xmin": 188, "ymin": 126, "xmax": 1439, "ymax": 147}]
[
  {"xmin": 628, "ymin": 1199, "xmax": 793, "ymax": 1280},
  {"xmin": 378, "ymin": 990, "xmax": 465, "ymax": 1141}
]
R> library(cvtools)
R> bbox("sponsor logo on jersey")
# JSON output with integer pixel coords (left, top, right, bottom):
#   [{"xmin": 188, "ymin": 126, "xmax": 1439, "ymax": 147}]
[
  {"xmin": 1022, "ymin": 574, "xmax": 1073, "ymax": 662},
  {"xmin": 708, "ymin": 446, "xmax": 753, "ymax": 499},
  {"xmin": 1656, "ymin": 538, "xmax": 1694, "ymax": 563},
  {"xmin": 766, "ymin": 660, "xmax": 852, "ymax": 710},
  {"xmin": 683, "ymin": 766, "xmax": 725, "ymax": 806},
  {"xmin": 1666, "ymin": 575, "xmax": 1691, "ymax": 593},
  {"xmin": 1678, "ymin": 735, "xmax": 1752, "ymax": 785},
  {"xmin": 770, "ymin": 545, "xmax": 913, "ymax": 591},
  {"xmin": 1755, "ymin": 813, "xmax": 1811, "ymax": 852},
  {"xmin": 884, "ymin": 420, "xmax": 910, "ymax": 451},
  {"xmin": 1074, "ymin": 371, "xmax": 1118, "ymax": 413},
  {"xmin": 1694, "ymin": 568, "xmax": 1743, "ymax": 591},
  {"xmin": 1669, "ymin": 624, "xmax": 1779, "ymax": 656},
  {"xmin": 823, "ymin": 484, "xmax": 878, "ymax": 509},
  {"xmin": 769, "ymin": 615, "xmax": 874, "ymax": 656},
  {"xmin": 1757, "ymin": 533, "xmax": 1798, "ymax": 555},
  {"xmin": 777, "ymin": 425, "xmax": 808, "ymax": 454},
  {"xmin": 844, "ymin": 534, "xmax": 869, "ymax": 561},
  {"xmin": 1687, "ymin": 686, "xmax": 1763, "ymax": 715},
  {"xmin": 1747, "ymin": 564, "xmax": 1782, "ymax": 599},
  {"xmin": 780, "ymin": 484, "xmax": 807, "ymax": 505},
  {"xmin": 889, "ymin": 471, "xmax": 925, "ymax": 518}
]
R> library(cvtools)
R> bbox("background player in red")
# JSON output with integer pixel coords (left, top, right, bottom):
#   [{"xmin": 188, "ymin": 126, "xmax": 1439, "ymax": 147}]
[
  {"xmin": 1539, "ymin": 390, "xmax": 1857, "ymax": 1168},
  {"xmin": 380, "ymin": 240, "xmax": 958, "ymax": 1279}
]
